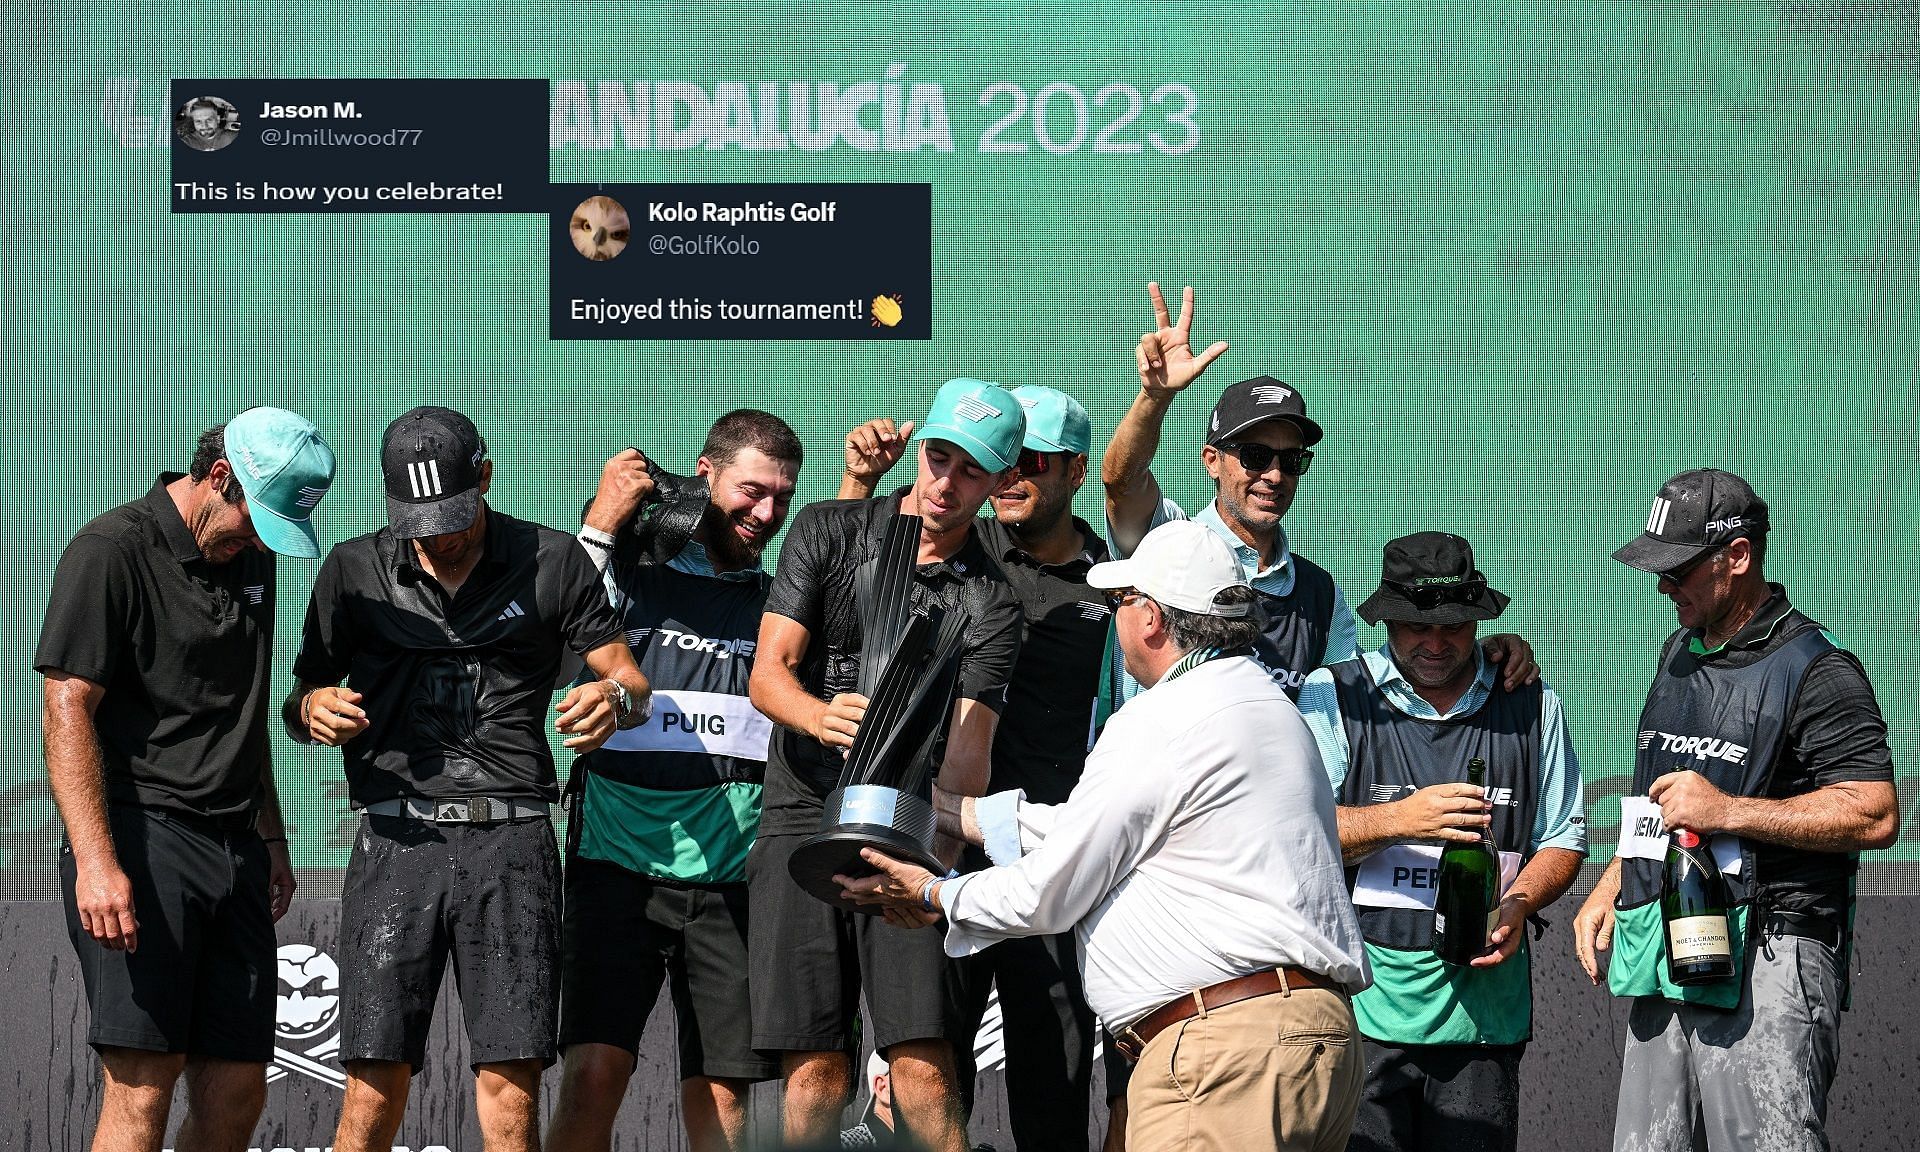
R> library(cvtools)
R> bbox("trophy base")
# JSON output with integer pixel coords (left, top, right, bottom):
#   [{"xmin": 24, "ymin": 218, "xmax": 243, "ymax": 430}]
[{"xmin": 789, "ymin": 786, "xmax": 941, "ymax": 914}]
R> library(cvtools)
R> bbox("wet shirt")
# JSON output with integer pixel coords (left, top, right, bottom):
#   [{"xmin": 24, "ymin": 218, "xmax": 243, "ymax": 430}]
[
  {"xmin": 35, "ymin": 474, "xmax": 276, "ymax": 820},
  {"xmin": 974, "ymin": 515, "xmax": 1111, "ymax": 805},
  {"xmin": 760, "ymin": 491, "xmax": 1022, "ymax": 835},
  {"xmin": 293, "ymin": 508, "xmax": 623, "ymax": 805}
]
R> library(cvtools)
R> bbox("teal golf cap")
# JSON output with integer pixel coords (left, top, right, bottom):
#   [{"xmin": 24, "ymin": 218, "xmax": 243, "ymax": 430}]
[
  {"xmin": 1010, "ymin": 386, "xmax": 1091, "ymax": 455},
  {"xmin": 911, "ymin": 378, "xmax": 1026, "ymax": 472},
  {"xmin": 224, "ymin": 406, "xmax": 336, "ymax": 558}
]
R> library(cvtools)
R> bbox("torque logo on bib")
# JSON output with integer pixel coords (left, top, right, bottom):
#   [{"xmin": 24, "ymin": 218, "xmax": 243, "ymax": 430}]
[
  {"xmin": 1644, "ymin": 731, "xmax": 1749, "ymax": 765},
  {"xmin": 654, "ymin": 626, "xmax": 755, "ymax": 659}
]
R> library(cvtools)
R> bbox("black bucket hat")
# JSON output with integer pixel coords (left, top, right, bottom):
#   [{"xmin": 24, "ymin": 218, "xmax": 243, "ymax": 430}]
[{"xmin": 1357, "ymin": 532, "xmax": 1509, "ymax": 626}]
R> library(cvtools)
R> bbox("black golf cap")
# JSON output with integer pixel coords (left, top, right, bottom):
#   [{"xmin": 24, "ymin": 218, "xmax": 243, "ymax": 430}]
[
  {"xmin": 1357, "ymin": 531, "xmax": 1509, "ymax": 626},
  {"xmin": 1612, "ymin": 468, "xmax": 1769, "ymax": 575},
  {"xmin": 381, "ymin": 406, "xmax": 486, "ymax": 539},
  {"xmin": 1206, "ymin": 375, "xmax": 1324, "ymax": 448}
]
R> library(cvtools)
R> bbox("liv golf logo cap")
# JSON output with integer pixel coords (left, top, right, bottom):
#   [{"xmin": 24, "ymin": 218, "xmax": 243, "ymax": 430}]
[
  {"xmin": 911, "ymin": 378, "xmax": 1026, "ymax": 473},
  {"xmin": 1612, "ymin": 468, "xmax": 1770, "ymax": 575},
  {"xmin": 225, "ymin": 406, "xmax": 336, "ymax": 559},
  {"xmin": 381, "ymin": 406, "xmax": 486, "ymax": 539},
  {"xmin": 1010, "ymin": 385, "xmax": 1092, "ymax": 456},
  {"xmin": 1206, "ymin": 375, "xmax": 1324, "ymax": 448}
]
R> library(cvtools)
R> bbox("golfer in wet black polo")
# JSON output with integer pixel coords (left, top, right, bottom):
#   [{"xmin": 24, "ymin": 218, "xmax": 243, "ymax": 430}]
[
  {"xmin": 839, "ymin": 386, "xmax": 1113, "ymax": 1149},
  {"xmin": 37, "ymin": 407, "xmax": 336, "ymax": 1152},
  {"xmin": 748, "ymin": 378, "xmax": 1025, "ymax": 1152},
  {"xmin": 286, "ymin": 407, "xmax": 649, "ymax": 1152}
]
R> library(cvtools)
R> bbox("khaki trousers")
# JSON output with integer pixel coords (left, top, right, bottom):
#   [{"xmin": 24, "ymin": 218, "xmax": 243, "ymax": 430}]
[{"xmin": 1127, "ymin": 983, "xmax": 1363, "ymax": 1151}]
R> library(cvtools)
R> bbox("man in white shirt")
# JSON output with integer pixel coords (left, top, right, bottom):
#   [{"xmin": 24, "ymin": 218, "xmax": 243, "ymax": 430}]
[{"xmin": 841, "ymin": 519, "xmax": 1371, "ymax": 1151}]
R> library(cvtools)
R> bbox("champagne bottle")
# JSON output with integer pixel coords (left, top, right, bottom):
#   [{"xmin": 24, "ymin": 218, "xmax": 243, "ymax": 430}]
[
  {"xmin": 1431, "ymin": 757, "xmax": 1499, "ymax": 965},
  {"xmin": 1662, "ymin": 827, "xmax": 1734, "ymax": 984}
]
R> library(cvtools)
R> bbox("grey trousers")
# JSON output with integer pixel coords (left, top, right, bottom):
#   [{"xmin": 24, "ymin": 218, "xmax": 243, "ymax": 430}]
[{"xmin": 1612, "ymin": 934, "xmax": 1843, "ymax": 1152}]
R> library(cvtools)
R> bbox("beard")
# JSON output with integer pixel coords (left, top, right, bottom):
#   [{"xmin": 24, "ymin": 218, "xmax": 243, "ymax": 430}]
[
  {"xmin": 993, "ymin": 483, "xmax": 1071, "ymax": 540},
  {"xmin": 700, "ymin": 503, "xmax": 763, "ymax": 570}
]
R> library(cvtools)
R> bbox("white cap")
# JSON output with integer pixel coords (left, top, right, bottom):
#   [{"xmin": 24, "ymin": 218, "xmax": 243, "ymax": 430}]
[
  {"xmin": 867, "ymin": 1050, "xmax": 889, "ymax": 1082},
  {"xmin": 1086, "ymin": 520, "xmax": 1251, "ymax": 617}
]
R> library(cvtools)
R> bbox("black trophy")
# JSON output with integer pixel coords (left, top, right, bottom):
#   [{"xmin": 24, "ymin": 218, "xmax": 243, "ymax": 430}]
[{"xmin": 788, "ymin": 514, "xmax": 969, "ymax": 911}]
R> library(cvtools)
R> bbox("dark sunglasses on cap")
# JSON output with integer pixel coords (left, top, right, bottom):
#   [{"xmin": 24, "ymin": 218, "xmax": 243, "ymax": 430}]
[
  {"xmin": 1015, "ymin": 448, "xmax": 1066, "ymax": 476},
  {"xmin": 1216, "ymin": 442, "xmax": 1314, "ymax": 477},
  {"xmin": 1100, "ymin": 587, "xmax": 1148, "ymax": 609},
  {"xmin": 1389, "ymin": 577, "xmax": 1487, "ymax": 610}
]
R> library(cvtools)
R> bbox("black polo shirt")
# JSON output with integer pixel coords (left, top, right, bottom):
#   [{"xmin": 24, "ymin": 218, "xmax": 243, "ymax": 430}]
[
  {"xmin": 292, "ymin": 507, "xmax": 623, "ymax": 805},
  {"xmin": 34, "ymin": 474, "xmax": 276, "ymax": 821},
  {"xmin": 760, "ymin": 491, "xmax": 1023, "ymax": 835},
  {"xmin": 1687, "ymin": 584, "xmax": 1894, "ymax": 924},
  {"xmin": 977, "ymin": 515, "xmax": 1112, "ymax": 805}
]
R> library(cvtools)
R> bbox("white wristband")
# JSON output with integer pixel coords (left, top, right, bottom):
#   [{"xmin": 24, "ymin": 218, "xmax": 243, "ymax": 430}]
[{"xmin": 576, "ymin": 524, "xmax": 617, "ymax": 572}]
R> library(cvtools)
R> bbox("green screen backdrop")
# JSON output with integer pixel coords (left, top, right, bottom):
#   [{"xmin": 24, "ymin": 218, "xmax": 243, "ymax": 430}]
[{"xmin": 3, "ymin": 3, "xmax": 1915, "ymax": 896}]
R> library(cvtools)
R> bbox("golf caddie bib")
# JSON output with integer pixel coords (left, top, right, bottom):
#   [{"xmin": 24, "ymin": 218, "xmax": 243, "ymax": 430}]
[
  {"xmin": 572, "ymin": 563, "xmax": 771, "ymax": 885},
  {"xmin": 1333, "ymin": 660, "xmax": 1541, "ymax": 1043},
  {"xmin": 1608, "ymin": 622, "xmax": 1835, "ymax": 1008},
  {"xmin": 1250, "ymin": 555, "xmax": 1336, "ymax": 700}
]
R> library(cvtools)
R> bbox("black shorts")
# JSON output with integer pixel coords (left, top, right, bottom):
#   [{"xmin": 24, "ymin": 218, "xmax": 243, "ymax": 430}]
[
  {"xmin": 1350, "ymin": 1039, "xmax": 1524, "ymax": 1152},
  {"xmin": 560, "ymin": 856, "xmax": 777, "ymax": 1081},
  {"xmin": 61, "ymin": 805, "xmax": 275, "ymax": 1061},
  {"xmin": 339, "ymin": 813, "xmax": 561, "ymax": 1071},
  {"xmin": 946, "ymin": 933, "xmax": 1095, "ymax": 1146},
  {"xmin": 746, "ymin": 832, "xmax": 950, "ymax": 1054}
]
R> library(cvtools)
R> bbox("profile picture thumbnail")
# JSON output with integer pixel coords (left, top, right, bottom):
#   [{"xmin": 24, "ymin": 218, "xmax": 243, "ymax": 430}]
[
  {"xmin": 570, "ymin": 195, "xmax": 630, "ymax": 261},
  {"xmin": 175, "ymin": 96, "xmax": 241, "ymax": 152}
]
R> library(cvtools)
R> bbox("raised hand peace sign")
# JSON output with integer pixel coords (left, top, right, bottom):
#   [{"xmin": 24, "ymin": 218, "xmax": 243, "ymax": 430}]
[{"xmin": 1135, "ymin": 281, "xmax": 1229, "ymax": 398}]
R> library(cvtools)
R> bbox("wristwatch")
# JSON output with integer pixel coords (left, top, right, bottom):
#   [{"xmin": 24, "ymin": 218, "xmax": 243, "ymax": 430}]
[
  {"xmin": 602, "ymin": 678, "xmax": 631, "ymax": 726},
  {"xmin": 603, "ymin": 679, "xmax": 650, "ymax": 729}
]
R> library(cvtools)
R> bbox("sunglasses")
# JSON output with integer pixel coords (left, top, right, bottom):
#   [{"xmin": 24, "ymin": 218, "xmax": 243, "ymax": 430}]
[
  {"xmin": 1659, "ymin": 547, "xmax": 1721, "ymax": 584},
  {"xmin": 1216, "ymin": 442, "xmax": 1314, "ymax": 477},
  {"xmin": 1015, "ymin": 448, "xmax": 1064, "ymax": 476},
  {"xmin": 1101, "ymin": 587, "xmax": 1149, "ymax": 610},
  {"xmin": 1389, "ymin": 578, "xmax": 1487, "ymax": 610}
]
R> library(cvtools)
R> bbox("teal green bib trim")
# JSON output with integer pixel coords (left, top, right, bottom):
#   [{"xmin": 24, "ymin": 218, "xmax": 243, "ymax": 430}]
[
  {"xmin": 1607, "ymin": 901, "xmax": 1749, "ymax": 1010},
  {"xmin": 1352, "ymin": 941, "xmax": 1532, "ymax": 1046},
  {"xmin": 575, "ymin": 772, "xmax": 761, "ymax": 885}
]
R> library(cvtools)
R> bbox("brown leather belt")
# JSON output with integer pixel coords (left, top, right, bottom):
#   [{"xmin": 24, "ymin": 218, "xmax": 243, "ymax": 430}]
[{"xmin": 1113, "ymin": 967, "xmax": 1344, "ymax": 1062}]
